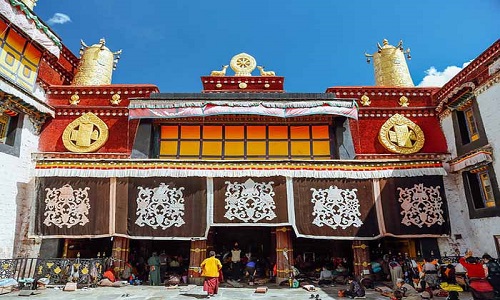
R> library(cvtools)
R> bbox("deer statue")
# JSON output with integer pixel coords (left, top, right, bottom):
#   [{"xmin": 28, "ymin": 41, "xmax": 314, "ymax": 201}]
[
  {"xmin": 257, "ymin": 66, "xmax": 276, "ymax": 76},
  {"xmin": 210, "ymin": 65, "xmax": 229, "ymax": 76}
]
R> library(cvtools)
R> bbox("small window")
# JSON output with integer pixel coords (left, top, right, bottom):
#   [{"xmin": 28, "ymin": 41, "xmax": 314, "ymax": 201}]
[
  {"xmin": 465, "ymin": 168, "xmax": 497, "ymax": 209},
  {"xmin": 456, "ymin": 107, "xmax": 479, "ymax": 144},
  {"xmin": 464, "ymin": 108, "xmax": 479, "ymax": 142},
  {"xmin": 0, "ymin": 113, "xmax": 10, "ymax": 144}
]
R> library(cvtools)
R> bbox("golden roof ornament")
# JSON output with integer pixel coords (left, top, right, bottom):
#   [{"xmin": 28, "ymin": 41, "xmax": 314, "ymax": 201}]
[
  {"xmin": 230, "ymin": 53, "xmax": 257, "ymax": 76},
  {"xmin": 72, "ymin": 38, "xmax": 122, "ymax": 86},
  {"xmin": 210, "ymin": 65, "xmax": 228, "ymax": 76},
  {"xmin": 378, "ymin": 114, "xmax": 424, "ymax": 154},
  {"xmin": 257, "ymin": 66, "xmax": 276, "ymax": 76},
  {"xmin": 62, "ymin": 112, "xmax": 109, "ymax": 153},
  {"xmin": 21, "ymin": 0, "xmax": 37, "ymax": 10},
  {"xmin": 209, "ymin": 53, "xmax": 277, "ymax": 77},
  {"xmin": 365, "ymin": 39, "xmax": 414, "ymax": 87}
]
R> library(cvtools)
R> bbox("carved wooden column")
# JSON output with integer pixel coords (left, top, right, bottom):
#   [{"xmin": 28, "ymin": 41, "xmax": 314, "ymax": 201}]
[
  {"xmin": 275, "ymin": 226, "xmax": 293, "ymax": 284},
  {"xmin": 352, "ymin": 240, "xmax": 371, "ymax": 278},
  {"xmin": 112, "ymin": 237, "xmax": 129, "ymax": 272},
  {"xmin": 189, "ymin": 240, "xmax": 207, "ymax": 285}
]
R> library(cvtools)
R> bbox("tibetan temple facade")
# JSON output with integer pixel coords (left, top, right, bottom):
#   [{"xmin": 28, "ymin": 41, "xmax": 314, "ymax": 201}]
[
  {"xmin": 33, "ymin": 44, "xmax": 452, "ymax": 282},
  {"xmin": 1, "ymin": 0, "xmax": 499, "ymax": 285}
]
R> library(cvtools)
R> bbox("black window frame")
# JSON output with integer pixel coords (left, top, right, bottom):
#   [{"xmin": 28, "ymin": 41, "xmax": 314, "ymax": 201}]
[
  {"xmin": 452, "ymin": 99, "xmax": 488, "ymax": 156},
  {"xmin": 0, "ymin": 112, "xmax": 23, "ymax": 157},
  {"xmin": 462, "ymin": 165, "xmax": 500, "ymax": 219}
]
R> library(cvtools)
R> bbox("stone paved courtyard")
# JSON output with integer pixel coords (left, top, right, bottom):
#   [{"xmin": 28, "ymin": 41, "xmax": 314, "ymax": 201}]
[{"xmin": 0, "ymin": 284, "xmax": 474, "ymax": 300}]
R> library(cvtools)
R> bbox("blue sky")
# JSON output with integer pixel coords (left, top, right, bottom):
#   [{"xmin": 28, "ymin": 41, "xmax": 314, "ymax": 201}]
[{"xmin": 37, "ymin": 0, "xmax": 500, "ymax": 92}]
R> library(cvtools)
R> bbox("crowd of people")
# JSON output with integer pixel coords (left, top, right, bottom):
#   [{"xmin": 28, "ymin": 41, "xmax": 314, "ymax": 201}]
[
  {"xmin": 96, "ymin": 245, "xmax": 500, "ymax": 300},
  {"xmin": 376, "ymin": 251, "xmax": 500, "ymax": 300}
]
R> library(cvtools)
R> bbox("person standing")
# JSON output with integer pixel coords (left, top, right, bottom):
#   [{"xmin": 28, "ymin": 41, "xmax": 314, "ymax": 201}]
[
  {"xmin": 147, "ymin": 252, "xmax": 161, "ymax": 286},
  {"xmin": 230, "ymin": 242, "xmax": 242, "ymax": 280},
  {"xmin": 201, "ymin": 250, "xmax": 222, "ymax": 298},
  {"xmin": 389, "ymin": 258, "xmax": 404, "ymax": 289},
  {"xmin": 482, "ymin": 254, "xmax": 500, "ymax": 298},
  {"xmin": 159, "ymin": 251, "xmax": 168, "ymax": 283}
]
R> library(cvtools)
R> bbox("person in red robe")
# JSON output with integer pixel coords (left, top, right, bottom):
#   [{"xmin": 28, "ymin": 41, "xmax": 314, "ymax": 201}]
[{"xmin": 459, "ymin": 251, "xmax": 494, "ymax": 300}]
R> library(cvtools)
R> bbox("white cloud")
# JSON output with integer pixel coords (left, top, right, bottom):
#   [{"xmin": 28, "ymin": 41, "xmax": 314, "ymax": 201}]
[
  {"xmin": 47, "ymin": 13, "xmax": 71, "ymax": 25},
  {"xmin": 417, "ymin": 61, "xmax": 471, "ymax": 87}
]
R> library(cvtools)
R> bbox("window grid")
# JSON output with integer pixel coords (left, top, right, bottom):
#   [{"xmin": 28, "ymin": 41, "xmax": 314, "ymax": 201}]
[
  {"xmin": 159, "ymin": 124, "xmax": 332, "ymax": 160},
  {"xmin": 464, "ymin": 108, "xmax": 479, "ymax": 142},
  {"xmin": 479, "ymin": 171, "xmax": 496, "ymax": 208}
]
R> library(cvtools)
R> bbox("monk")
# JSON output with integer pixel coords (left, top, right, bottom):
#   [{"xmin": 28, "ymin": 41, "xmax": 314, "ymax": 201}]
[
  {"xmin": 147, "ymin": 252, "xmax": 161, "ymax": 286},
  {"xmin": 201, "ymin": 250, "xmax": 222, "ymax": 298}
]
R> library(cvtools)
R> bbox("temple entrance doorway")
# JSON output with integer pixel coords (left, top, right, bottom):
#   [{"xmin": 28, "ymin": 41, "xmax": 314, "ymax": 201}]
[
  {"xmin": 211, "ymin": 227, "xmax": 273, "ymax": 260},
  {"xmin": 211, "ymin": 226, "xmax": 274, "ymax": 281},
  {"xmin": 129, "ymin": 240, "xmax": 190, "ymax": 282},
  {"xmin": 293, "ymin": 238, "xmax": 353, "ymax": 275}
]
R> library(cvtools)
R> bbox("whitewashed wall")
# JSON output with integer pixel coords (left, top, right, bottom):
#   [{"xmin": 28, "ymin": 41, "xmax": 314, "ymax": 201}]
[
  {"xmin": 477, "ymin": 83, "xmax": 500, "ymax": 180},
  {"xmin": 438, "ymin": 81, "xmax": 500, "ymax": 258},
  {"xmin": 0, "ymin": 115, "xmax": 38, "ymax": 258}
]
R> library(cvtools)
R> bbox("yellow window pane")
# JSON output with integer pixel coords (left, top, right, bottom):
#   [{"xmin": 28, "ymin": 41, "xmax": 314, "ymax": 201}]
[
  {"xmin": 269, "ymin": 126, "xmax": 288, "ymax": 139},
  {"xmin": 6, "ymin": 30, "xmax": 26, "ymax": 52},
  {"xmin": 202, "ymin": 141, "xmax": 222, "ymax": 156},
  {"xmin": 312, "ymin": 141, "xmax": 331, "ymax": 156},
  {"xmin": 203, "ymin": 126, "xmax": 222, "ymax": 139},
  {"xmin": 161, "ymin": 126, "xmax": 178, "ymax": 139},
  {"xmin": 160, "ymin": 141, "xmax": 178, "ymax": 156},
  {"xmin": 269, "ymin": 141, "xmax": 288, "ymax": 156},
  {"xmin": 247, "ymin": 141, "xmax": 266, "ymax": 156},
  {"xmin": 225, "ymin": 141, "xmax": 244, "ymax": 156},
  {"xmin": 312, "ymin": 126, "xmax": 330, "ymax": 139},
  {"xmin": 225, "ymin": 126, "xmax": 244, "ymax": 139},
  {"xmin": 290, "ymin": 126, "xmax": 310, "ymax": 139},
  {"xmin": 291, "ymin": 141, "xmax": 311, "ymax": 156},
  {"xmin": 181, "ymin": 126, "xmax": 200, "ymax": 139},
  {"xmin": 247, "ymin": 126, "xmax": 266, "ymax": 139},
  {"xmin": 179, "ymin": 141, "xmax": 200, "ymax": 156},
  {"xmin": 23, "ymin": 44, "xmax": 41, "ymax": 64}
]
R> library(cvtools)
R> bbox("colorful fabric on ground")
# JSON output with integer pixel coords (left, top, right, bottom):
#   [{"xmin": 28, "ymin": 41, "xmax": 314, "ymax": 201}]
[{"xmin": 440, "ymin": 282, "xmax": 463, "ymax": 292}]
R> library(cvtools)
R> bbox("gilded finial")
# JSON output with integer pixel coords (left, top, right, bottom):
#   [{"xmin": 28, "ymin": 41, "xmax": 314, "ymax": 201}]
[
  {"xmin": 72, "ymin": 38, "xmax": 122, "ymax": 86},
  {"xmin": 365, "ymin": 39, "xmax": 414, "ymax": 87}
]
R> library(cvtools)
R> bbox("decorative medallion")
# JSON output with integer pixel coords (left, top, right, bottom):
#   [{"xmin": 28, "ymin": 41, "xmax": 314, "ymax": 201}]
[
  {"xmin": 398, "ymin": 96, "xmax": 409, "ymax": 107},
  {"xmin": 110, "ymin": 93, "xmax": 121, "ymax": 105},
  {"xmin": 69, "ymin": 94, "xmax": 80, "ymax": 105},
  {"xmin": 135, "ymin": 183, "xmax": 186, "ymax": 230},
  {"xmin": 230, "ymin": 53, "xmax": 257, "ymax": 76},
  {"xmin": 378, "ymin": 114, "xmax": 424, "ymax": 154},
  {"xmin": 360, "ymin": 95, "xmax": 371, "ymax": 106},
  {"xmin": 238, "ymin": 82, "xmax": 247, "ymax": 89},
  {"xmin": 310, "ymin": 185, "xmax": 363, "ymax": 230},
  {"xmin": 224, "ymin": 179, "xmax": 277, "ymax": 223},
  {"xmin": 62, "ymin": 112, "xmax": 109, "ymax": 153},
  {"xmin": 398, "ymin": 183, "xmax": 445, "ymax": 228},
  {"xmin": 43, "ymin": 184, "xmax": 91, "ymax": 228}
]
